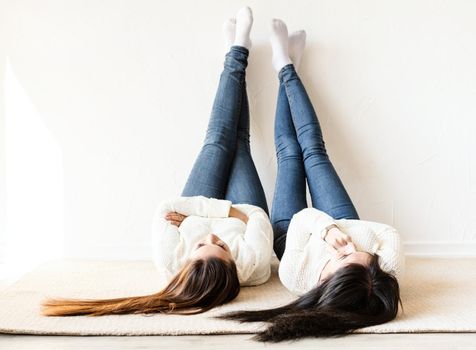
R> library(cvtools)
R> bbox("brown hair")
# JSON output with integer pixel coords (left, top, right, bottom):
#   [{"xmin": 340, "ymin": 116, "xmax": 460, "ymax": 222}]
[{"xmin": 42, "ymin": 257, "xmax": 240, "ymax": 316}]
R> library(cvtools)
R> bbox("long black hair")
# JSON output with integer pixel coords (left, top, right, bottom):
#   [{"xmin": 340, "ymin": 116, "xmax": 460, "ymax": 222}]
[{"xmin": 218, "ymin": 254, "xmax": 401, "ymax": 342}]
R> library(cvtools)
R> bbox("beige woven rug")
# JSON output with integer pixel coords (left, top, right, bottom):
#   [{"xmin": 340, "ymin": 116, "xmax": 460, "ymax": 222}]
[{"xmin": 0, "ymin": 257, "xmax": 475, "ymax": 335}]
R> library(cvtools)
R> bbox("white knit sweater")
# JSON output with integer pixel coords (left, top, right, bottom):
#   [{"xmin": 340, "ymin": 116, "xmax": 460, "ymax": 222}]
[
  {"xmin": 278, "ymin": 208, "xmax": 405, "ymax": 295},
  {"xmin": 151, "ymin": 196, "xmax": 273, "ymax": 286}
]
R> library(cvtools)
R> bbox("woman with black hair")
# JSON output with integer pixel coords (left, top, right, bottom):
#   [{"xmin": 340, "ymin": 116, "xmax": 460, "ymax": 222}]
[{"xmin": 221, "ymin": 18, "xmax": 404, "ymax": 342}]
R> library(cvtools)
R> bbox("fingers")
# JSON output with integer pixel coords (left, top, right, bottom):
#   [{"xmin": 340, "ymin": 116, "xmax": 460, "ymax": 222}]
[
  {"xmin": 329, "ymin": 237, "xmax": 347, "ymax": 251},
  {"xmin": 165, "ymin": 212, "xmax": 185, "ymax": 221},
  {"xmin": 326, "ymin": 239, "xmax": 355, "ymax": 258},
  {"xmin": 165, "ymin": 212, "xmax": 186, "ymax": 227},
  {"xmin": 326, "ymin": 245, "xmax": 339, "ymax": 256},
  {"xmin": 341, "ymin": 242, "xmax": 356, "ymax": 255},
  {"xmin": 335, "ymin": 234, "xmax": 351, "ymax": 248}
]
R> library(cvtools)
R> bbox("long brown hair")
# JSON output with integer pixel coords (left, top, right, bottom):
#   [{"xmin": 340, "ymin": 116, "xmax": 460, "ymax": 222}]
[
  {"xmin": 219, "ymin": 254, "xmax": 401, "ymax": 342},
  {"xmin": 42, "ymin": 257, "xmax": 240, "ymax": 316}
]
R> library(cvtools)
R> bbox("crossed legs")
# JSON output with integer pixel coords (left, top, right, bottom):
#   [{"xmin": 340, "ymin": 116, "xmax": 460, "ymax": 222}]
[
  {"xmin": 271, "ymin": 21, "xmax": 359, "ymax": 259},
  {"xmin": 181, "ymin": 9, "xmax": 268, "ymax": 213}
]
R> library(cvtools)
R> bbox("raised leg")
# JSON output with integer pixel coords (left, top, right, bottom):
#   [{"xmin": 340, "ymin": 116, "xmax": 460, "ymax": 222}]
[
  {"xmin": 182, "ymin": 46, "xmax": 249, "ymax": 198},
  {"xmin": 278, "ymin": 64, "xmax": 359, "ymax": 220},
  {"xmin": 224, "ymin": 87, "xmax": 269, "ymax": 213},
  {"xmin": 271, "ymin": 83, "xmax": 308, "ymax": 259}
]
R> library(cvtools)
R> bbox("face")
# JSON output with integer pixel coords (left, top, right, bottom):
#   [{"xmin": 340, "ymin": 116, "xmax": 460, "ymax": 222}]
[
  {"xmin": 189, "ymin": 233, "xmax": 233, "ymax": 262},
  {"xmin": 319, "ymin": 242, "xmax": 372, "ymax": 282}
]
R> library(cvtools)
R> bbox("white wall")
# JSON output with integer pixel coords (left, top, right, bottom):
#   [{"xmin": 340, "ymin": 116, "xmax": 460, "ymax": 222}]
[
  {"xmin": 0, "ymin": 1, "xmax": 5, "ymax": 261},
  {"xmin": 1, "ymin": 0, "xmax": 476, "ymax": 266}
]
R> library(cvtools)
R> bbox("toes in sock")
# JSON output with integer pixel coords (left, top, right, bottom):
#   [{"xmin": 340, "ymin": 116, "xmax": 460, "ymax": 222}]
[
  {"xmin": 270, "ymin": 19, "xmax": 292, "ymax": 72},
  {"xmin": 233, "ymin": 6, "xmax": 253, "ymax": 49}
]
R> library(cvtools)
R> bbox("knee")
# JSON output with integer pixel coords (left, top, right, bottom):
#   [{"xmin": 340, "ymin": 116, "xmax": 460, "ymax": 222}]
[
  {"xmin": 203, "ymin": 127, "xmax": 236, "ymax": 154},
  {"xmin": 275, "ymin": 134, "xmax": 302, "ymax": 160},
  {"xmin": 205, "ymin": 125, "xmax": 234, "ymax": 144},
  {"xmin": 236, "ymin": 129, "xmax": 250, "ymax": 148},
  {"xmin": 298, "ymin": 124, "xmax": 328, "ymax": 156},
  {"xmin": 301, "ymin": 143, "xmax": 329, "ymax": 162}
]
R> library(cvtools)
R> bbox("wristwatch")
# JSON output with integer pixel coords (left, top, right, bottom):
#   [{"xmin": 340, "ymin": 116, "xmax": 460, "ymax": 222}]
[{"xmin": 320, "ymin": 223, "xmax": 338, "ymax": 240}]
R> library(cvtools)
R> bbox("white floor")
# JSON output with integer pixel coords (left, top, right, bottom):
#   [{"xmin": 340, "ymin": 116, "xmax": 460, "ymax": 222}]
[{"xmin": 1, "ymin": 334, "xmax": 476, "ymax": 350}]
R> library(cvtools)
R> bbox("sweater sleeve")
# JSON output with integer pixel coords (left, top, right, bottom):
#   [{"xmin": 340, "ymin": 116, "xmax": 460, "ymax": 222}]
[
  {"xmin": 150, "ymin": 205, "xmax": 184, "ymax": 282},
  {"xmin": 285, "ymin": 207, "xmax": 336, "ymax": 250},
  {"xmin": 279, "ymin": 208, "xmax": 335, "ymax": 294},
  {"xmin": 159, "ymin": 196, "xmax": 232, "ymax": 218},
  {"xmin": 232, "ymin": 205, "xmax": 273, "ymax": 284},
  {"xmin": 373, "ymin": 225, "xmax": 405, "ymax": 280}
]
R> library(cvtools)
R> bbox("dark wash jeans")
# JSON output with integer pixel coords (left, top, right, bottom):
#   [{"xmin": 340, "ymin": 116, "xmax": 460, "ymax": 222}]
[
  {"xmin": 272, "ymin": 64, "xmax": 359, "ymax": 259},
  {"xmin": 181, "ymin": 46, "xmax": 268, "ymax": 214}
]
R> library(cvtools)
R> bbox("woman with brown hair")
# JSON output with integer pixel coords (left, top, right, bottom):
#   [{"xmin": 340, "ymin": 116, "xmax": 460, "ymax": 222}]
[{"xmin": 42, "ymin": 7, "xmax": 273, "ymax": 317}]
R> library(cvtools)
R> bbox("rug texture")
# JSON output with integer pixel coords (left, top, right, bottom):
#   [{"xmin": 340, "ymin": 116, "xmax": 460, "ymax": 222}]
[{"xmin": 0, "ymin": 257, "xmax": 475, "ymax": 335}]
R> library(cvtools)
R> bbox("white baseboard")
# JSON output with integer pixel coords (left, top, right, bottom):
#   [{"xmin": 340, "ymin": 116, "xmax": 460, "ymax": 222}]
[
  {"xmin": 71, "ymin": 242, "xmax": 476, "ymax": 260},
  {"xmin": 3, "ymin": 242, "xmax": 476, "ymax": 262},
  {"xmin": 403, "ymin": 241, "xmax": 476, "ymax": 257}
]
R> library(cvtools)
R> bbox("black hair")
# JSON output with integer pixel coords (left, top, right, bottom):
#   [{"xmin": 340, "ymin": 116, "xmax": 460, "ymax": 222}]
[{"xmin": 218, "ymin": 254, "xmax": 401, "ymax": 342}]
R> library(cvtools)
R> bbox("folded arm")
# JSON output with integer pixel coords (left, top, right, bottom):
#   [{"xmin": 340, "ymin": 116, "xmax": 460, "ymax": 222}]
[
  {"xmin": 151, "ymin": 206, "xmax": 184, "ymax": 280},
  {"xmin": 285, "ymin": 207, "xmax": 337, "ymax": 251},
  {"xmin": 159, "ymin": 196, "xmax": 232, "ymax": 218},
  {"xmin": 232, "ymin": 205, "xmax": 273, "ymax": 283}
]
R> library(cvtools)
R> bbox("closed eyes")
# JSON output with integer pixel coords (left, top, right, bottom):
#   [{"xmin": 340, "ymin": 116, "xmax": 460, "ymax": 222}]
[
  {"xmin": 339, "ymin": 253, "xmax": 352, "ymax": 260},
  {"xmin": 197, "ymin": 242, "xmax": 227, "ymax": 251}
]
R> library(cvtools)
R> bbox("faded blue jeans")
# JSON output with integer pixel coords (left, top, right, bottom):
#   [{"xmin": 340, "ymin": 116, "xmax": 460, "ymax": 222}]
[
  {"xmin": 272, "ymin": 64, "xmax": 359, "ymax": 259},
  {"xmin": 182, "ymin": 46, "xmax": 268, "ymax": 214}
]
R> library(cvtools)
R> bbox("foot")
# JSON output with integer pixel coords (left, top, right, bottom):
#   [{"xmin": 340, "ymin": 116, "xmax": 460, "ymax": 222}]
[
  {"xmin": 270, "ymin": 19, "xmax": 292, "ymax": 72},
  {"xmin": 233, "ymin": 6, "xmax": 253, "ymax": 49},
  {"xmin": 223, "ymin": 17, "xmax": 236, "ymax": 51},
  {"xmin": 289, "ymin": 30, "xmax": 306, "ymax": 71}
]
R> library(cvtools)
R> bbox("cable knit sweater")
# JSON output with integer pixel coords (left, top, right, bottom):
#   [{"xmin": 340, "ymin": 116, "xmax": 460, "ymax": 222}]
[
  {"xmin": 151, "ymin": 196, "xmax": 273, "ymax": 286},
  {"xmin": 279, "ymin": 208, "xmax": 405, "ymax": 295}
]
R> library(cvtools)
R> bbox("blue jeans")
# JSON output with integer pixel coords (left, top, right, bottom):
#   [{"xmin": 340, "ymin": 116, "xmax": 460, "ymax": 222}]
[
  {"xmin": 181, "ymin": 46, "xmax": 269, "ymax": 214},
  {"xmin": 272, "ymin": 64, "xmax": 359, "ymax": 259}
]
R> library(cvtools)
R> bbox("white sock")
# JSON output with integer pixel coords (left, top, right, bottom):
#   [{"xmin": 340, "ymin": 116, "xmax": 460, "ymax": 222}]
[
  {"xmin": 233, "ymin": 6, "xmax": 253, "ymax": 49},
  {"xmin": 270, "ymin": 19, "xmax": 292, "ymax": 72},
  {"xmin": 223, "ymin": 18, "xmax": 236, "ymax": 51},
  {"xmin": 289, "ymin": 30, "xmax": 306, "ymax": 71}
]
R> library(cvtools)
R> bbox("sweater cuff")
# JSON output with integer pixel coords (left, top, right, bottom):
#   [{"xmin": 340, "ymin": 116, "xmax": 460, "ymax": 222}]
[{"xmin": 208, "ymin": 198, "xmax": 232, "ymax": 218}]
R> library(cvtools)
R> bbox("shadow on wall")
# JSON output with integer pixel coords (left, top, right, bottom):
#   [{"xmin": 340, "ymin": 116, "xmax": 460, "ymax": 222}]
[{"xmin": 3, "ymin": 57, "xmax": 64, "ymax": 278}]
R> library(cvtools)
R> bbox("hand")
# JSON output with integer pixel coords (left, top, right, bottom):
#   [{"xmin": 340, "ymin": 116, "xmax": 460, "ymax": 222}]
[
  {"xmin": 326, "ymin": 241, "xmax": 357, "ymax": 259},
  {"xmin": 324, "ymin": 227, "xmax": 352, "ymax": 253},
  {"xmin": 165, "ymin": 212, "xmax": 187, "ymax": 227},
  {"xmin": 228, "ymin": 207, "xmax": 249, "ymax": 224}
]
